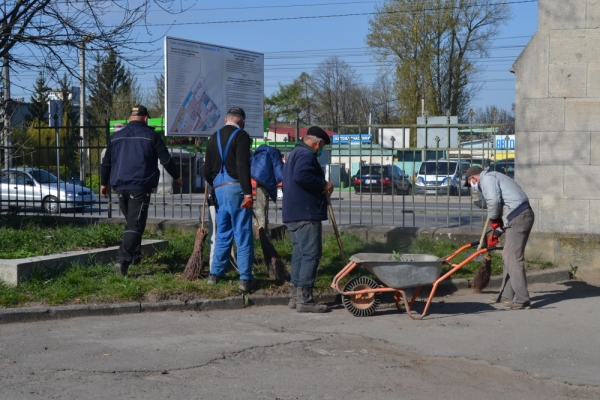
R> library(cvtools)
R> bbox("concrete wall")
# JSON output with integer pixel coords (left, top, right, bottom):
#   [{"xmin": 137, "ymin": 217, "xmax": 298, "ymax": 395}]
[{"xmin": 513, "ymin": 0, "xmax": 600, "ymax": 268}]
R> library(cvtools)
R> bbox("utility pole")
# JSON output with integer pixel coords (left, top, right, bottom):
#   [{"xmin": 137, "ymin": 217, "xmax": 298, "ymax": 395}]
[
  {"xmin": 79, "ymin": 38, "xmax": 87, "ymax": 183},
  {"xmin": 2, "ymin": 0, "xmax": 11, "ymax": 169},
  {"xmin": 2, "ymin": 55, "xmax": 10, "ymax": 170}
]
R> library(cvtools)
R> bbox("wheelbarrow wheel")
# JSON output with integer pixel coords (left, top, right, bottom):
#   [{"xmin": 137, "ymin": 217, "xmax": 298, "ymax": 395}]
[{"xmin": 342, "ymin": 276, "xmax": 381, "ymax": 317}]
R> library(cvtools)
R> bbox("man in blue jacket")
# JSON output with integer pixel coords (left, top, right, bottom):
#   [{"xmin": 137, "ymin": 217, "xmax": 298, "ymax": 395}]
[
  {"xmin": 282, "ymin": 126, "xmax": 333, "ymax": 313},
  {"xmin": 251, "ymin": 145, "xmax": 284, "ymax": 238},
  {"xmin": 100, "ymin": 105, "xmax": 183, "ymax": 276}
]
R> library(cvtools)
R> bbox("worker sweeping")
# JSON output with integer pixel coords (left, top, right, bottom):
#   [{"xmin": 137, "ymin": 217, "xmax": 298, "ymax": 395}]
[{"xmin": 464, "ymin": 166, "xmax": 535, "ymax": 310}]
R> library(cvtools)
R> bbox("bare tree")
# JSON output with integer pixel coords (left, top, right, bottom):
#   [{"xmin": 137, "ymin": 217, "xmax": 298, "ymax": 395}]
[
  {"xmin": 0, "ymin": 0, "xmax": 183, "ymax": 81},
  {"xmin": 311, "ymin": 56, "xmax": 367, "ymax": 132},
  {"xmin": 472, "ymin": 104, "xmax": 514, "ymax": 137},
  {"xmin": 370, "ymin": 69, "xmax": 399, "ymax": 125}
]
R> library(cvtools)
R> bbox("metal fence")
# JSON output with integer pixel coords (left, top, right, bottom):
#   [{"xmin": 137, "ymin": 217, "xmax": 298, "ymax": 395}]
[{"xmin": 0, "ymin": 121, "xmax": 514, "ymax": 228}]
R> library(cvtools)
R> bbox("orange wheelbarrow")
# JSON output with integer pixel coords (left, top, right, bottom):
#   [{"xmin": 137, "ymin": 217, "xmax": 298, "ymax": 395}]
[{"xmin": 330, "ymin": 241, "xmax": 494, "ymax": 319}]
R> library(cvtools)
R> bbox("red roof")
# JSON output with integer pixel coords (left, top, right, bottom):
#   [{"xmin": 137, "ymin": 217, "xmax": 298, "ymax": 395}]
[{"xmin": 268, "ymin": 124, "xmax": 337, "ymax": 140}]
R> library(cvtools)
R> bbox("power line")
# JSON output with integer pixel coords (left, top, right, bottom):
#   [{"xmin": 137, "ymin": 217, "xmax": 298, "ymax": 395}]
[{"xmin": 143, "ymin": 0, "xmax": 537, "ymax": 27}]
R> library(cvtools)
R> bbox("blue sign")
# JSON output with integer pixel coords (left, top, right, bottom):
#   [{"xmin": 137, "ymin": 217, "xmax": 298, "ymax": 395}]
[
  {"xmin": 332, "ymin": 134, "xmax": 372, "ymax": 145},
  {"xmin": 494, "ymin": 135, "xmax": 515, "ymax": 149}
]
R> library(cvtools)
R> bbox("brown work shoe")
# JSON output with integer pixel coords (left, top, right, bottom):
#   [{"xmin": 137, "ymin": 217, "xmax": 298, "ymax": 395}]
[{"xmin": 500, "ymin": 301, "xmax": 531, "ymax": 310}]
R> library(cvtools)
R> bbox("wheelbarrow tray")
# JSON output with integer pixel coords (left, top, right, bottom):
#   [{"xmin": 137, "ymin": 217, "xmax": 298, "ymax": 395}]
[{"xmin": 349, "ymin": 253, "xmax": 443, "ymax": 289}]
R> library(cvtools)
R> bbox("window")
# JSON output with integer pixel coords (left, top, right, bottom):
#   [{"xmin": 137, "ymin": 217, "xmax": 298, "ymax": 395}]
[
  {"xmin": 30, "ymin": 169, "xmax": 59, "ymax": 184},
  {"xmin": 419, "ymin": 161, "xmax": 457, "ymax": 175}
]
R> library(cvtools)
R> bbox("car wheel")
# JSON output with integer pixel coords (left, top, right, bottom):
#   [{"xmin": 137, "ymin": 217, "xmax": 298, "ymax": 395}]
[
  {"xmin": 404, "ymin": 185, "xmax": 412, "ymax": 195},
  {"xmin": 43, "ymin": 196, "xmax": 59, "ymax": 214},
  {"xmin": 355, "ymin": 189, "xmax": 361, "ymax": 194}
]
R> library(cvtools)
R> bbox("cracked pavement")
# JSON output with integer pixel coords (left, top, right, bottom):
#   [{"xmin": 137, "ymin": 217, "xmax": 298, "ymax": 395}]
[{"xmin": 1, "ymin": 280, "xmax": 600, "ymax": 399}]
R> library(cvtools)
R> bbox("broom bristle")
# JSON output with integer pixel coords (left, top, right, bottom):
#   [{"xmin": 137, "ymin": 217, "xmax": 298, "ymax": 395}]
[
  {"xmin": 182, "ymin": 228, "xmax": 207, "ymax": 281},
  {"xmin": 258, "ymin": 227, "xmax": 290, "ymax": 282},
  {"xmin": 471, "ymin": 252, "xmax": 492, "ymax": 293}
]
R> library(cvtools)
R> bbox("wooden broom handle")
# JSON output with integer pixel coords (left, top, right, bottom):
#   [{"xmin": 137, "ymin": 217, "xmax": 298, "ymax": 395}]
[
  {"xmin": 327, "ymin": 193, "xmax": 346, "ymax": 265},
  {"xmin": 477, "ymin": 216, "xmax": 491, "ymax": 251},
  {"xmin": 201, "ymin": 184, "xmax": 208, "ymax": 230}
]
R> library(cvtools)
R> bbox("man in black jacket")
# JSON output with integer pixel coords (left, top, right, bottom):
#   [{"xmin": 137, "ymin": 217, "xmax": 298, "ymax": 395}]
[
  {"xmin": 101, "ymin": 105, "xmax": 183, "ymax": 276},
  {"xmin": 203, "ymin": 107, "xmax": 255, "ymax": 292}
]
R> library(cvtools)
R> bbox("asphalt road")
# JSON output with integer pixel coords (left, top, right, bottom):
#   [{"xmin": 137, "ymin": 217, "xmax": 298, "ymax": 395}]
[{"xmin": 1, "ymin": 281, "xmax": 599, "ymax": 399}]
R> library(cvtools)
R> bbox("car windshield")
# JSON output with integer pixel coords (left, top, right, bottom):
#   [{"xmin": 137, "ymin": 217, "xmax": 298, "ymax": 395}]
[
  {"xmin": 31, "ymin": 169, "xmax": 59, "ymax": 184},
  {"xmin": 419, "ymin": 161, "xmax": 457, "ymax": 175},
  {"xmin": 359, "ymin": 166, "xmax": 386, "ymax": 175}
]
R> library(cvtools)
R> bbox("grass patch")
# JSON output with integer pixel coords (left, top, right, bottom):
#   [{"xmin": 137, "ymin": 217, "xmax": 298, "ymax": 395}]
[{"xmin": 0, "ymin": 219, "xmax": 552, "ymax": 308}]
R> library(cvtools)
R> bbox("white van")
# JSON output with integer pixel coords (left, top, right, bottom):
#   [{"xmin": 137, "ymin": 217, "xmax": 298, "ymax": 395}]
[{"xmin": 414, "ymin": 159, "xmax": 470, "ymax": 196}]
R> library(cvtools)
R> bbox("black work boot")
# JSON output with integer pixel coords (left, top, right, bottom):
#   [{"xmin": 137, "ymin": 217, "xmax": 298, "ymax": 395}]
[
  {"xmin": 288, "ymin": 284, "xmax": 297, "ymax": 309},
  {"xmin": 115, "ymin": 262, "xmax": 129, "ymax": 277},
  {"xmin": 296, "ymin": 287, "xmax": 328, "ymax": 313}
]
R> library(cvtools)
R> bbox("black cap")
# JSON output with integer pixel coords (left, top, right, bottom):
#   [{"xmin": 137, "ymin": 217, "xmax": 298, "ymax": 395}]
[
  {"xmin": 464, "ymin": 166, "xmax": 484, "ymax": 187},
  {"xmin": 131, "ymin": 105, "xmax": 150, "ymax": 118},
  {"xmin": 307, "ymin": 126, "xmax": 331, "ymax": 145},
  {"xmin": 227, "ymin": 107, "xmax": 246, "ymax": 119}
]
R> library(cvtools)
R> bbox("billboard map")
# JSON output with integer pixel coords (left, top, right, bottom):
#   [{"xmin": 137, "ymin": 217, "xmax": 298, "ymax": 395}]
[{"xmin": 165, "ymin": 37, "xmax": 264, "ymax": 137}]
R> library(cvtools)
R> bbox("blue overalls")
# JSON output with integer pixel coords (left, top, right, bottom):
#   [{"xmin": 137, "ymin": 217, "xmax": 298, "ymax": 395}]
[{"xmin": 211, "ymin": 129, "xmax": 254, "ymax": 280}]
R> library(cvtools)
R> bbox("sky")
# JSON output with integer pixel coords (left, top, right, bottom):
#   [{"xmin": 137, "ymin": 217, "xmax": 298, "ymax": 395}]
[{"xmin": 11, "ymin": 0, "xmax": 539, "ymax": 116}]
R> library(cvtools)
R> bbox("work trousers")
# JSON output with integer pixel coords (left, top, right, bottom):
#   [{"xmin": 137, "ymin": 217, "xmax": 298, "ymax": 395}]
[
  {"xmin": 498, "ymin": 208, "xmax": 535, "ymax": 304},
  {"xmin": 116, "ymin": 190, "xmax": 151, "ymax": 266},
  {"xmin": 211, "ymin": 184, "xmax": 254, "ymax": 280},
  {"xmin": 286, "ymin": 220, "xmax": 323, "ymax": 288},
  {"xmin": 253, "ymin": 186, "xmax": 269, "ymax": 239}
]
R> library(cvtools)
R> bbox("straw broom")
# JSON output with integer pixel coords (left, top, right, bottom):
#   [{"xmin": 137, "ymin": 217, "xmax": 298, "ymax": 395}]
[
  {"xmin": 253, "ymin": 211, "xmax": 289, "ymax": 283},
  {"xmin": 182, "ymin": 185, "xmax": 208, "ymax": 280},
  {"xmin": 472, "ymin": 252, "xmax": 492, "ymax": 293}
]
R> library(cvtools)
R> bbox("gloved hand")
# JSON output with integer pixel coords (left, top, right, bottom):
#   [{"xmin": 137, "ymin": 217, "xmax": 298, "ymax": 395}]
[
  {"xmin": 241, "ymin": 196, "xmax": 253, "ymax": 209},
  {"xmin": 490, "ymin": 218, "xmax": 504, "ymax": 230},
  {"xmin": 487, "ymin": 233, "xmax": 500, "ymax": 248}
]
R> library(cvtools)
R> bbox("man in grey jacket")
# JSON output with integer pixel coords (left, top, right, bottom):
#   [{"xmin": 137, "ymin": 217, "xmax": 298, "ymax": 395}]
[{"xmin": 465, "ymin": 166, "xmax": 535, "ymax": 310}]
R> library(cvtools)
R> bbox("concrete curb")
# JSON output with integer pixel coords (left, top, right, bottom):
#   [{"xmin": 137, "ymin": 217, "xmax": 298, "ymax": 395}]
[{"xmin": 0, "ymin": 268, "xmax": 572, "ymax": 325}]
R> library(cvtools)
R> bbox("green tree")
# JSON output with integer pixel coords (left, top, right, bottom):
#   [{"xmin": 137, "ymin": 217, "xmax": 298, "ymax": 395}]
[
  {"xmin": 147, "ymin": 74, "xmax": 165, "ymax": 119},
  {"xmin": 367, "ymin": 0, "xmax": 511, "ymax": 123},
  {"xmin": 265, "ymin": 72, "xmax": 316, "ymax": 128},
  {"xmin": 87, "ymin": 50, "xmax": 135, "ymax": 127},
  {"xmin": 27, "ymin": 72, "xmax": 50, "ymax": 124}
]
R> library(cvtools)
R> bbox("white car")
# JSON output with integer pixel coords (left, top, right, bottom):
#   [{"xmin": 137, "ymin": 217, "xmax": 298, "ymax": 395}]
[
  {"xmin": 0, "ymin": 168, "xmax": 96, "ymax": 214},
  {"xmin": 414, "ymin": 160, "xmax": 471, "ymax": 196}
]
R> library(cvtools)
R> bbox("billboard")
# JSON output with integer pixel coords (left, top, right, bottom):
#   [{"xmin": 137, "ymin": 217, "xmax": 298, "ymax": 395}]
[
  {"xmin": 165, "ymin": 37, "xmax": 264, "ymax": 137},
  {"xmin": 379, "ymin": 128, "xmax": 410, "ymax": 149},
  {"xmin": 416, "ymin": 116, "xmax": 458, "ymax": 148}
]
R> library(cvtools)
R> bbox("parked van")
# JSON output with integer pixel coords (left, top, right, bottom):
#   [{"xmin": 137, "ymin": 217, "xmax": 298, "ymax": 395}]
[{"xmin": 414, "ymin": 159, "xmax": 470, "ymax": 196}]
